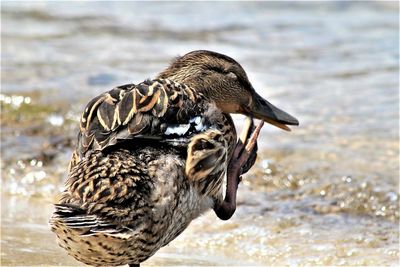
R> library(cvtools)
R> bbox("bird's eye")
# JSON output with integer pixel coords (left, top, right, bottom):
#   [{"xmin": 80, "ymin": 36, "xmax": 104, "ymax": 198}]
[{"xmin": 227, "ymin": 72, "xmax": 237, "ymax": 79}]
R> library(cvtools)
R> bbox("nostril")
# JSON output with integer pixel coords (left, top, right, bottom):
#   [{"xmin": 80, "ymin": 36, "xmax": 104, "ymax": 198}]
[
  {"xmin": 259, "ymin": 99, "xmax": 268, "ymax": 106},
  {"xmin": 257, "ymin": 98, "xmax": 273, "ymax": 112}
]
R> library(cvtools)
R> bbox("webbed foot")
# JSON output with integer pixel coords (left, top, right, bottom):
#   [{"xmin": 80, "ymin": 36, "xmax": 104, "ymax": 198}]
[{"xmin": 214, "ymin": 117, "xmax": 264, "ymax": 220}]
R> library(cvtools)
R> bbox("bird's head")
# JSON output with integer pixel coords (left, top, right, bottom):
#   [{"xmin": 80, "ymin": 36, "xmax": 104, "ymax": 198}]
[{"xmin": 157, "ymin": 50, "xmax": 299, "ymax": 131}]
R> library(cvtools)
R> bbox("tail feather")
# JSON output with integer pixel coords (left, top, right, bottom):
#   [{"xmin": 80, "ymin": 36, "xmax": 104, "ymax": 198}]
[{"xmin": 51, "ymin": 203, "xmax": 116, "ymax": 233}]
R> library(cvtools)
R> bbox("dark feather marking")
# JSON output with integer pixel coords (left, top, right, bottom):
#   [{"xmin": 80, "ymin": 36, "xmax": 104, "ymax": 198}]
[
  {"xmin": 97, "ymin": 188, "xmax": 112, "ymax": 200},
  {"xmin": 117, "ymin": 91, "xmax": 135, "ymax": 126},
  {"xmin": 80, "ymin": 94, "xmax": 105, "ymax": 130}
]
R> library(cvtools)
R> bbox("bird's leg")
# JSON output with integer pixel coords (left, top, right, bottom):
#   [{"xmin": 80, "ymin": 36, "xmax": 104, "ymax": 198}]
[
  {"xmin": 129, "ymin": 264, "xmax": 140, "ymax": 267},
  {"xmin": 238, "ymin": 117, "xmax": 258, "ymax": 175},
  {"xmin": 214, "ymin": 117, "xmax": 264, "ymax": 220}
]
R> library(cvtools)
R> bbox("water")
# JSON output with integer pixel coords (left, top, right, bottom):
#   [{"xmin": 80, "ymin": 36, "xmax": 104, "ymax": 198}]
[{"xmin": 1, "ymin": 2, "xmax": 399, "ymax": 266}]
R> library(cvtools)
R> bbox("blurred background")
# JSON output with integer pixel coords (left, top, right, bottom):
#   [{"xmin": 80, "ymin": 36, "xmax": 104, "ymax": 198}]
[{"xmin": 1, "ymin": 1, "xmax": 399, "ymax": 266}]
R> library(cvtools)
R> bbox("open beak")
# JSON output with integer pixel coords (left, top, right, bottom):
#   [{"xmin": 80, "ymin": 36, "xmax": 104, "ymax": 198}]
[{"xmin": 248, "ymin": 92, "xmax": 299, "ymax": 131}]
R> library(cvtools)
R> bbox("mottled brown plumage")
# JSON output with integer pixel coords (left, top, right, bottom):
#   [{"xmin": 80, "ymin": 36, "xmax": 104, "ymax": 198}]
[
  {"xmin": 50, "ymin": 50, "xmax": 298, "ymax": 266},
  {"xmin": 70, "ymin": 79, "xmax": 208, "ymax": 169}
]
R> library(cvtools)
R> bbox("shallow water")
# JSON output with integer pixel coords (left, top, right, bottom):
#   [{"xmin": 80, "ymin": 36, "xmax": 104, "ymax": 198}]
[{"xmin": 1, "ymin": 2, "xmax": 399, "ymax": 266}]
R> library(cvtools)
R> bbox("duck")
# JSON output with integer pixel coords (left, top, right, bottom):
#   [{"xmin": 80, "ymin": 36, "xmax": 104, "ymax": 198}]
[{"xmin": 49, "ymin": 50, "xmax": 298, "ymax": 267}]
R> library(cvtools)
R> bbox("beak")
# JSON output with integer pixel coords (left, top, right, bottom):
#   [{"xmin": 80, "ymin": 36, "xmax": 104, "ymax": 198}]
[{"xmin": 248, "ymin": 92, "xmax": 299, "ymax": 131}]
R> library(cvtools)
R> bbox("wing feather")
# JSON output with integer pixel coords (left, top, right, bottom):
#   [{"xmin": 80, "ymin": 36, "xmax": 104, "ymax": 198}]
[
  {"xmin": 97, "ymin": 99, "xmax": 117, "ymax": 131},
  {"xmin": 73, "ymin": 79, "xmax": 208, "ymax": 166}
]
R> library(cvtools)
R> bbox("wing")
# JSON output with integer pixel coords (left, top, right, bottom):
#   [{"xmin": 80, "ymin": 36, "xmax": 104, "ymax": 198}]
[{"xmin": 72, "ymin": 78, "xmax": 209, "ymax": 168}]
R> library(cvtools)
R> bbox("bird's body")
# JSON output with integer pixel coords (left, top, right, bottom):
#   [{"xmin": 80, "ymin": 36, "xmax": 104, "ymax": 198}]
[
  {"xmin": 51, "ymin": 78, "xmax": 237, "ymax": 266},
  {"xmin": 51, "ymin": 148, "xmax": 218, "ymax": 266},
  {"xmin": 50, "ymin": 50, "xmax": 298, "ymax": 266}
]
